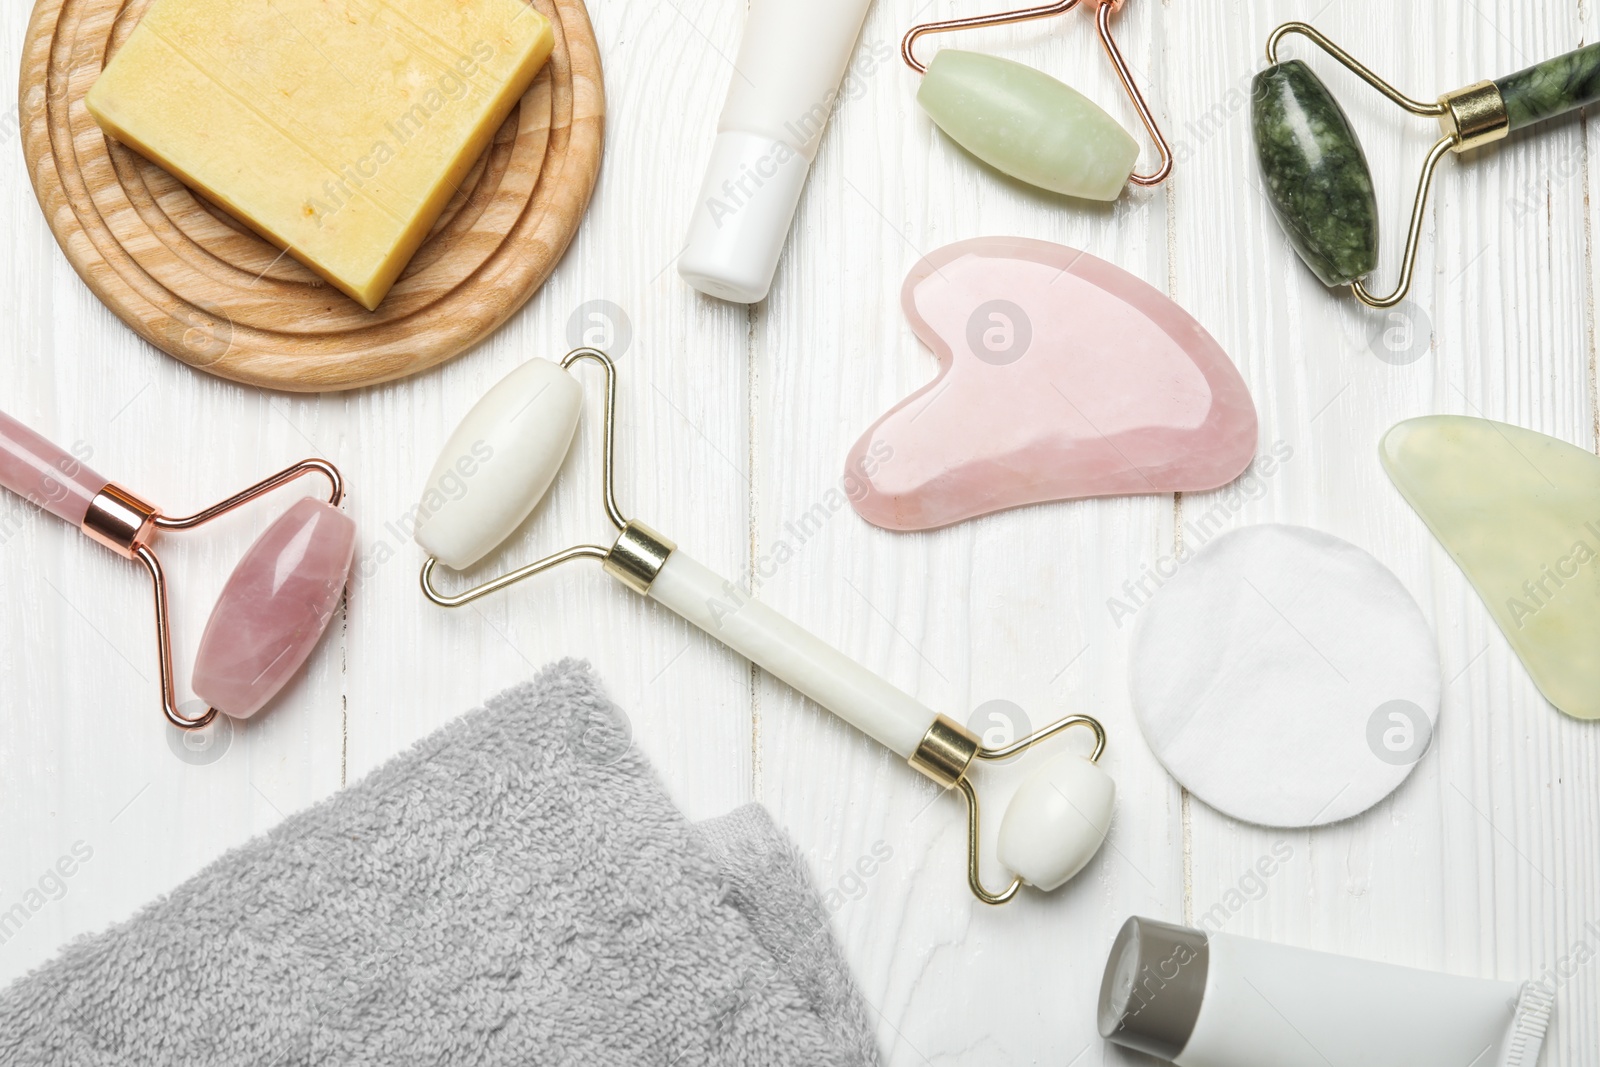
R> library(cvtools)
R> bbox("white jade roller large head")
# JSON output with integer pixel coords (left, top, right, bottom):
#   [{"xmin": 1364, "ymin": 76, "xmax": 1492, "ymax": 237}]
[{"xmin": 415, "ymin": 348, "xmax": 1115, "ymax": 903}]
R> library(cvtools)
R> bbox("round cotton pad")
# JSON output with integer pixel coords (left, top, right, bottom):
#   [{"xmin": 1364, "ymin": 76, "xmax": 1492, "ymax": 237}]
[{"xmin": 1129, "ymin": 524, "xmax": 1440, "ymax": 828}]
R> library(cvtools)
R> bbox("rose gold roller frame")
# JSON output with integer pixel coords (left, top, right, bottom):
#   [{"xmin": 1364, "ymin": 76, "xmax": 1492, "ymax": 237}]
[
  {"xmin": 82, "ymin": 461, "xmax": 344, "ymax": 730},
  {"xmin": 901, "ymin": 0, "xmax": 1173, "ymax": 186}
]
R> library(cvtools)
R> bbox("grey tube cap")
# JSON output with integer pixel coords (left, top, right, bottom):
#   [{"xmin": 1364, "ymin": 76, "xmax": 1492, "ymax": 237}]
[{"xmin": 1098, "ymin": 916, "xmax": 1211, "ymax": 1062}]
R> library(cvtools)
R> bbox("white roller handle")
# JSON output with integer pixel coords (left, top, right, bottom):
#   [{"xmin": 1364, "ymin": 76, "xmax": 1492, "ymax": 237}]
[
  {"xmin": 649, "ymin": 550, "xmax": 1115, "ymax": 891},
  {"xmin": 648, "ymin": 550, "xmax": 935, "ymax": 759}
]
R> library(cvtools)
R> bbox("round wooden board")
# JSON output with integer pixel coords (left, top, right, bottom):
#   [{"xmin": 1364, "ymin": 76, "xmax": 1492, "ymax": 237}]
[{"xmin": 19, "ymin": 0, "xmax": 604, "ymax": 393}]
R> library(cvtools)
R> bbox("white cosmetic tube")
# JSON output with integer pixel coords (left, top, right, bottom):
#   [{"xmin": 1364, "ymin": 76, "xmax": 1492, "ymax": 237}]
[
  {"xmin": 679, "ymin": 0, "xmax": 876, "ymax": 303},
  {"xmin": 1099, "ymin": 917, "xmax": 1553, "ymax": 1067}
]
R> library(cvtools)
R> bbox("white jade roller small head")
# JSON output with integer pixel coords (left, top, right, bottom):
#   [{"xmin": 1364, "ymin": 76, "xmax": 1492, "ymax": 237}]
[{"xmin": 413, "ymin": 348, "xmax": 1115, "ymax": 904}]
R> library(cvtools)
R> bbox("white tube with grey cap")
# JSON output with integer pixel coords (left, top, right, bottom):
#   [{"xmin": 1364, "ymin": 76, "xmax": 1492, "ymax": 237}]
[
  {"xmin": 679, "ymin": 0, "xmax": 876, "ymax": 303},
  {"xmin": 1098, "ymin": 917, "xmax": 1553, "ymax": 1067}
]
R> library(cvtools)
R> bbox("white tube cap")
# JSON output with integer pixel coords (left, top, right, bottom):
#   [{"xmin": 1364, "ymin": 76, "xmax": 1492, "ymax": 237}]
[{"xmin": 679, "ymin": 130, "xmax": 812, "ymax": 304}]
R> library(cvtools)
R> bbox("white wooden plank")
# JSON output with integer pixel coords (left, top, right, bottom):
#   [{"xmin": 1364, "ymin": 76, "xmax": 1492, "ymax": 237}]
[
  {"xmin": 1, "ymin": 2, "xmax": 1597, "ymax": 1065},
  {"xmin": 751, "ymin": 0, "xmax": 1183, "ymax": 1061},
  {"xmin": 1171, "ymin": 4, "xmax": 1600, "ymax": 1067}
]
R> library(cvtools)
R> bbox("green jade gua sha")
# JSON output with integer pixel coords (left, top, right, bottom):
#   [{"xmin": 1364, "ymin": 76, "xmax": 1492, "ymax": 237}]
[
  {"xmin": 1253, "ymin": 22, "xmax": 1600, "ymax": 308},
  {"xmin": 903, "ymin": 0, "xmax": 1172, "ymax": 201},
  {"xmin": 1381, "ymin": 416, "xmax": 1600, "ymax": 722}
]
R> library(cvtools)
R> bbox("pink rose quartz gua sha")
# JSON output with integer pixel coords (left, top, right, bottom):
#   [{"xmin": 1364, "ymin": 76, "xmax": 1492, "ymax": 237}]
[
  {"xmin": 846, "ymin": 237, "xmax": 1259, "ymax": 531},
  {"xmin": 0, "ymin": 410, "xmax": 355, "ymax": 729}
]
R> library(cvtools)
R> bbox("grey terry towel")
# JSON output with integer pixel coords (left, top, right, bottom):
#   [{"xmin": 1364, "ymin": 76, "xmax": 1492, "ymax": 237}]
[{"xmin": 0, "ymin": 660, "xmax": 881, "ymax": 1067}]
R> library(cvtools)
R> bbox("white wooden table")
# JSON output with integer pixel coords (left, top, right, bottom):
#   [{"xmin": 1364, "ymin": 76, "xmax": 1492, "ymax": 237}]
[{"xmin": 4, "ymin": 0, "xmax": 1599, "ymax": 1063}]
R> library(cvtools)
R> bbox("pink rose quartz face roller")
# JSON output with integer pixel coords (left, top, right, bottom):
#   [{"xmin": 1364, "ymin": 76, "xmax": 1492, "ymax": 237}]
[
  {"xmin": 414, "ymin": 348, "xmax": 1116, "ymax": 905},
  {"xmin": 0, "ymin": 411, "xmax": 356, "ymax": 730},
  {"xmin": 847, "ymin": 237, "xmax": 1259, "ymax": 531}
]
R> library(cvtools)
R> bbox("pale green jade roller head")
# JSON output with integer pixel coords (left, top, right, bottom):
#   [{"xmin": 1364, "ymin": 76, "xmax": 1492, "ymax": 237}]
[
  {"xmin": 903, "ymin": 0, "xmax": 1171, "ymax": 200},
  {"xmin": 1254, "ymin": 22, "xmax": 1600, "ymax": 308},
  {"xmin": 413, "ymin": 348, "xmax": 1117, "ymax": 906}
]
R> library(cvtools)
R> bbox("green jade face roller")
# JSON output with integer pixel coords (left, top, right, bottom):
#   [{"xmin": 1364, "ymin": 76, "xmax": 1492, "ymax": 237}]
[
  {"xmin": 903, "ymin": 0, "xmax": 1172, "ymax": 201},
  {"xmin": 1253, "ymin": 22, "xmax": 1600, "ymax": 308}
]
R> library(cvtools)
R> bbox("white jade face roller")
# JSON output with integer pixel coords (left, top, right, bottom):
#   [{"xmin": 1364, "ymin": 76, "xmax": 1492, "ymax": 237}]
[{"xmin": 414, "ymin": 349, "xmax": 1115, "ymax": 904}]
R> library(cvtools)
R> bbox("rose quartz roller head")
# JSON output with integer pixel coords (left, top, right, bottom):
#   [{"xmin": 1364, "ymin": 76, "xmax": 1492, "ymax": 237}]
[
  {"xmin": 0, "ymin": 411, "xmax": 356, "ymax": 729},
  {"xmin": 413, "ymin": 349, "xmax": 1116, "ymax": 905}
]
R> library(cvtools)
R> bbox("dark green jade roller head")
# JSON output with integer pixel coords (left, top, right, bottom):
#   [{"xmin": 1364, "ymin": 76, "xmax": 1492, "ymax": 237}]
[{"xmin": 1252, "ymin": 22, "xmax": 1600, "ymax": 308}]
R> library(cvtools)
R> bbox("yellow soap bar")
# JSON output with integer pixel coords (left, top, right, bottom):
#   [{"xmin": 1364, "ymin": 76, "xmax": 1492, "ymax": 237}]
[{"xmin": 86, "ymin": 0, "xmax": 553, "ymax": 310}]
